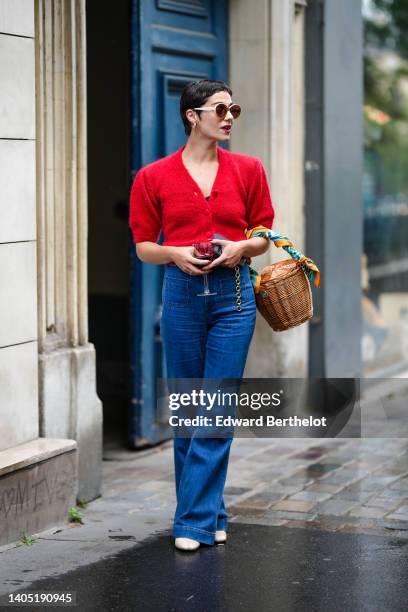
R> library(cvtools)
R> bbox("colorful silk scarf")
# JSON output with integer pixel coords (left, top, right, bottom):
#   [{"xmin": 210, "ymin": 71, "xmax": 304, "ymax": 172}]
[{"xmin": 245, "ymin": 225, "xmax": 321, "ymax": 293}]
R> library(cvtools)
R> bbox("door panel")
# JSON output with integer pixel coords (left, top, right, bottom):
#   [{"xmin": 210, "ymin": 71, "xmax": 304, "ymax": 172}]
[{"xmin": 129, "ymin": 0, "xmax": 228, "ymax": 447}]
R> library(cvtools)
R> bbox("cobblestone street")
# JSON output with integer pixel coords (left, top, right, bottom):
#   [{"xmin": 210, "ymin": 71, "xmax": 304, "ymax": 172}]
[{"xmin": 102, "ymin": 435, "xmax": 408, "ymax": 540}]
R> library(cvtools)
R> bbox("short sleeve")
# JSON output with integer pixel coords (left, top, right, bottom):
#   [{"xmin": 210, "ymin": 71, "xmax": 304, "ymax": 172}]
[
  {"xmin": 129, "ymin": 168, "xmax": 162, "ymax": 243},
  {"xmin": 246, "ymin": 159, "xmax": 275, "ymax": 231}
]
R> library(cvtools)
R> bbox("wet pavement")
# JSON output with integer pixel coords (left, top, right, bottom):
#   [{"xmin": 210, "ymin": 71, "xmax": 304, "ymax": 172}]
[
  {"xmin": 1, "ymin": 417, "xmax": 408, "ymax": 610},
  {"xmin": 1, "ymin": 523, "xmax": 408, "ymax": 611}
]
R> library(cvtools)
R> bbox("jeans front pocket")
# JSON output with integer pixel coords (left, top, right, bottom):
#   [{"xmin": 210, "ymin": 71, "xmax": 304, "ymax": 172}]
[{"xmin": 162, "ymin": 275, "xmax": 191, "ymax": 307}]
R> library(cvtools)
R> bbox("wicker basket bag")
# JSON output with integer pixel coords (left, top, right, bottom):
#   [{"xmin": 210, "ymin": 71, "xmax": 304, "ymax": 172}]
[
  {"xmin": 246, "ymin": 226, "xmax": 320, "ymax": 332},
  {"xmin": 255, "ymin": 259, "xmax": 313, "ymax": 331}
]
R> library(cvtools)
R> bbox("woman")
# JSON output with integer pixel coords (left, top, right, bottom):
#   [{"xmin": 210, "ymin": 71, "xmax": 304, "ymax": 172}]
[{"xmin": 129, "ymin": 79, "xmax": 274, "ymax": 551}]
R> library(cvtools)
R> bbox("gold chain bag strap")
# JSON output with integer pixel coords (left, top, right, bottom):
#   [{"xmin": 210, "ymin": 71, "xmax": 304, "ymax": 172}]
[
  {"xmin": 244, "ymin": 226, "xmax": 321, "ymax": 331},
  {"xmin": 234, "ymin": 265, "xmax": 242, "ymax": 311}
]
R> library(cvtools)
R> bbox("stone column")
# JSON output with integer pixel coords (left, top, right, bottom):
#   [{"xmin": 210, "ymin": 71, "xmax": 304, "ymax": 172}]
[
  {"xmin": 229, "ymin": 0, "xmax": 308, "ymax": 376},
  {"xmin": 35, "ymin": 0, "xmax": 102, "ymax": 501}
]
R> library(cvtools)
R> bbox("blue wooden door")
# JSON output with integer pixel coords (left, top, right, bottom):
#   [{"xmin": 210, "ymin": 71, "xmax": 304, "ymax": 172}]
[{"xmin": 129, "ymin": 0, "xmax": 229, "ymax": 447}]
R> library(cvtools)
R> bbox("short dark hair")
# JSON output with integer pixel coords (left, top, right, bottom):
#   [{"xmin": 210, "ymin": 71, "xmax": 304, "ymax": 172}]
[{"xmin": 180, "ymin": 79, "xmax": 233, "ymax": 136}]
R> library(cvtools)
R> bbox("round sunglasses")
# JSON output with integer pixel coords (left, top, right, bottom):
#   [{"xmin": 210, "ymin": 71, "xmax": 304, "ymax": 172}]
[{"xmin": 193, "ymin": 102, "xmax": 242, "ymax": 120}]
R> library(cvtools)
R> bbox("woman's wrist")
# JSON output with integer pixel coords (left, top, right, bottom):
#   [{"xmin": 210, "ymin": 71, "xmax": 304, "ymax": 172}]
[
  {"xmin": 237, "ymin": 237, "xmax": 269, "ymax": 257},
  {"xmin": 161, "ymin": 245, "xmax": 177, "ymax": 264},
  {"xmin": 136, "ymin": 242, "xmax": 177, "ymax": 264}
]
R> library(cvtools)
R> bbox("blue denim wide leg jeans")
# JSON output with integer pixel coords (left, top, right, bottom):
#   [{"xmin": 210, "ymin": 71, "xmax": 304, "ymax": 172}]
[{"xmin": 160, "ymin": 263, "xmax": 257, "ymax": 545}]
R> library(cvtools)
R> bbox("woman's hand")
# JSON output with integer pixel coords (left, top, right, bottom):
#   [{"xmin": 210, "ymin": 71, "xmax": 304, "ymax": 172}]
[
  {"xmin": 200, "ymin": 239, "xmax": 245, "ymax": 270},
  {"xmin": 169, "ymin": 246, "xmax": 211, "ymax": 275}
]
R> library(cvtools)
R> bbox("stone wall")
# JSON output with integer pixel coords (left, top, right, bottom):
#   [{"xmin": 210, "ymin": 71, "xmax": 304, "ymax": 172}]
[{"xmin": 229, "ymin": 0, "xmax": 309, "ymax": 377}]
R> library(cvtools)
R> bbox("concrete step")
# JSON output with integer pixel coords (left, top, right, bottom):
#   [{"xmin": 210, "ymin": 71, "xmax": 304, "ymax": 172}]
[{"xmin": 0, "ymin": 438, "xmax": 78, "ymax": 546}]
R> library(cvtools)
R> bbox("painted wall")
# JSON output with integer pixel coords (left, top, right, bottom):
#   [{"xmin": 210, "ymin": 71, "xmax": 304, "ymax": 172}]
[{"xmin": 0, "ymin": 0, "xmax": 38, "ymax": 451}]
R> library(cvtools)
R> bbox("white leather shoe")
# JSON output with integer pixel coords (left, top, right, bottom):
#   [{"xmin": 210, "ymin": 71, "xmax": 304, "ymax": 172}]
[
  {"xmin": 215, "ymin": 530, "xmax": 227, "ymax": 544},
  {"xmin": 175, "ymin": 537, "xmax": 200, "ymax": 551}
]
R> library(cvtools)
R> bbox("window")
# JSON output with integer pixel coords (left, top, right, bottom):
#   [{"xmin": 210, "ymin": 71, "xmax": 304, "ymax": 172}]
[{"xmin": 362, "ymin": 0, "xmax": 408, "ymax": 374}]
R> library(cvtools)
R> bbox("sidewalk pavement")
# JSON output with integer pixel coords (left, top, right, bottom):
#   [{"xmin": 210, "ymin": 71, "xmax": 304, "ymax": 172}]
[
  {"xmin": 1, "ymin": 432, "xmax": 407, "ymax": 598},
  {"xmin": 100, "ymin": 435, "xmax": 408, "ymax": 538}
]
